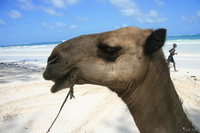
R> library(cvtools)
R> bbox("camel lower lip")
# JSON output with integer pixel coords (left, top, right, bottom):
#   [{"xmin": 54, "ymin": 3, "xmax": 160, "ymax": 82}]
[
  {"xmin": 50, "ymin": 72, "xmax": 76, "ymax": 93},
  {"xmin": 51, "ymin": 74, "xmax": 70, "ymax": 93}
]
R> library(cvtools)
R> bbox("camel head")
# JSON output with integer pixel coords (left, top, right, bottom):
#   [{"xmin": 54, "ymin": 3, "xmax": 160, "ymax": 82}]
[{"xmin": 43, "ymin": 26, "xmax": 166, "ymax": 94}]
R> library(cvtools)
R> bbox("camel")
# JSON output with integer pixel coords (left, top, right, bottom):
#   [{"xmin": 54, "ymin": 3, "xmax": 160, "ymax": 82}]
[{"xmin": 43, "ymin": 26, "xmax": 199, "ymax": 133}]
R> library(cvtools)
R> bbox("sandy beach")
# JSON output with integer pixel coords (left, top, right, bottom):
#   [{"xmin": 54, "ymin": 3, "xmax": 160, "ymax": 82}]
[{"xmin": 0, "ymin": 49, "xmax": 200, "ymax": 133}]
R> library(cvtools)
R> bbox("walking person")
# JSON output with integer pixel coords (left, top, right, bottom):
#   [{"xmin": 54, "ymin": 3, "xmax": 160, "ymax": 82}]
[{"xmin": 167, "ymin": 43, "xmax": 178, "ymax": 72}]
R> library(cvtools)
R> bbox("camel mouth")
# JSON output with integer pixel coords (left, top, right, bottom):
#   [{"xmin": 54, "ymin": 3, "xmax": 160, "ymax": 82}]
[
  {"xmin": 50, "ymin": 73, "xmax": 76, "ymax": 93},
  {"xmin": 43, "ymin": 67, "xmax": 77, "ymax": 93}
]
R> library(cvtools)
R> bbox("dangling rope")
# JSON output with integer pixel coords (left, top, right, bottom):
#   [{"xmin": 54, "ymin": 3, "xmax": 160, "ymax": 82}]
[{"xmin": 46, "ymin": 76, "xmax": 75, "ymax": 133}]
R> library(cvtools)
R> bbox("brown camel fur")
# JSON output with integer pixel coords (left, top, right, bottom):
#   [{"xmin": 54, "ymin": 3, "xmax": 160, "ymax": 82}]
[{"xmin": 43, "ymin": 26, "xmax": 199, "ymax": 133}]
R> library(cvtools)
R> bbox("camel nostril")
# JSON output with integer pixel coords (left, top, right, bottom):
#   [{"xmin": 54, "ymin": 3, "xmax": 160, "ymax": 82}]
[{"xmin": 47, "ymin": 55, "xmax": 58, "ymax": 65}]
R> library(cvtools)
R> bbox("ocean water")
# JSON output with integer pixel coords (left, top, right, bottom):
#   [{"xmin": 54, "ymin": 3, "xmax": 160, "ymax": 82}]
[
  {"xmin": 163, "ymin": 34, "xmax": 200, "ymax": 55},
  {"xmin": 0, "ymin": 41, "xmax": 61, "ymax": 52},
  {"xmin": 0, "ymin": 34, "xmax": 200, "ymax": 62},
  {"xmin": 0, "ymin": 41, "xmax": 62, "ymax": 62}
]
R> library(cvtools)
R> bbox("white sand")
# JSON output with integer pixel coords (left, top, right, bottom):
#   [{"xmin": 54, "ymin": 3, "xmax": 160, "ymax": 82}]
[{"xmin": 0, "ymin": 57, "xmax": 200, "ymax": 132}]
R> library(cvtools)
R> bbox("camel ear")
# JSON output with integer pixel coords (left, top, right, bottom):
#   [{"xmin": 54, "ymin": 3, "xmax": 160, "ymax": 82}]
[{"xmin": 144, "ymin": 28, "xmax": 166, "ymax": 54}]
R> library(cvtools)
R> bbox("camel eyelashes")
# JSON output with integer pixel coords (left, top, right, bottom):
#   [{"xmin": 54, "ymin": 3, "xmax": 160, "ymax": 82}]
[
  {"xmin": 97, "ymin": 43, "xmax": 122, "ymax": 55},
  {"xmin": 97, "ymin": 43, "xmax": 122, "ymax": 62}
]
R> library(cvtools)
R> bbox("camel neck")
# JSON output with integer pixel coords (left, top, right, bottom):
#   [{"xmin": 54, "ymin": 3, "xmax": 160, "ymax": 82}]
[{"xmin": 120, "ymin": 53, "xmax": 198, "ymax": 133}]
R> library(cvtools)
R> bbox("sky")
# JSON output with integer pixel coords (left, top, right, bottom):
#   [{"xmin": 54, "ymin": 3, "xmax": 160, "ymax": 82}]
[{"xmin": 0, "ymin": 0, "xmax": 200, "ymax": 45}]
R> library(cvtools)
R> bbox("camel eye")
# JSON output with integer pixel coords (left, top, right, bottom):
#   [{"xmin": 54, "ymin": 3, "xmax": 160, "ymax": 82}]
[
  {"xmin": 98, "ymin": 43, "xmax": 122, "ymax": 55},
  {"xmin": 105, "ymin": 47, "xmax": 117, "ymax": 54},
  {"xmin": 97, "ymin": 43, "xmax": 122, "ymax": 62}
]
